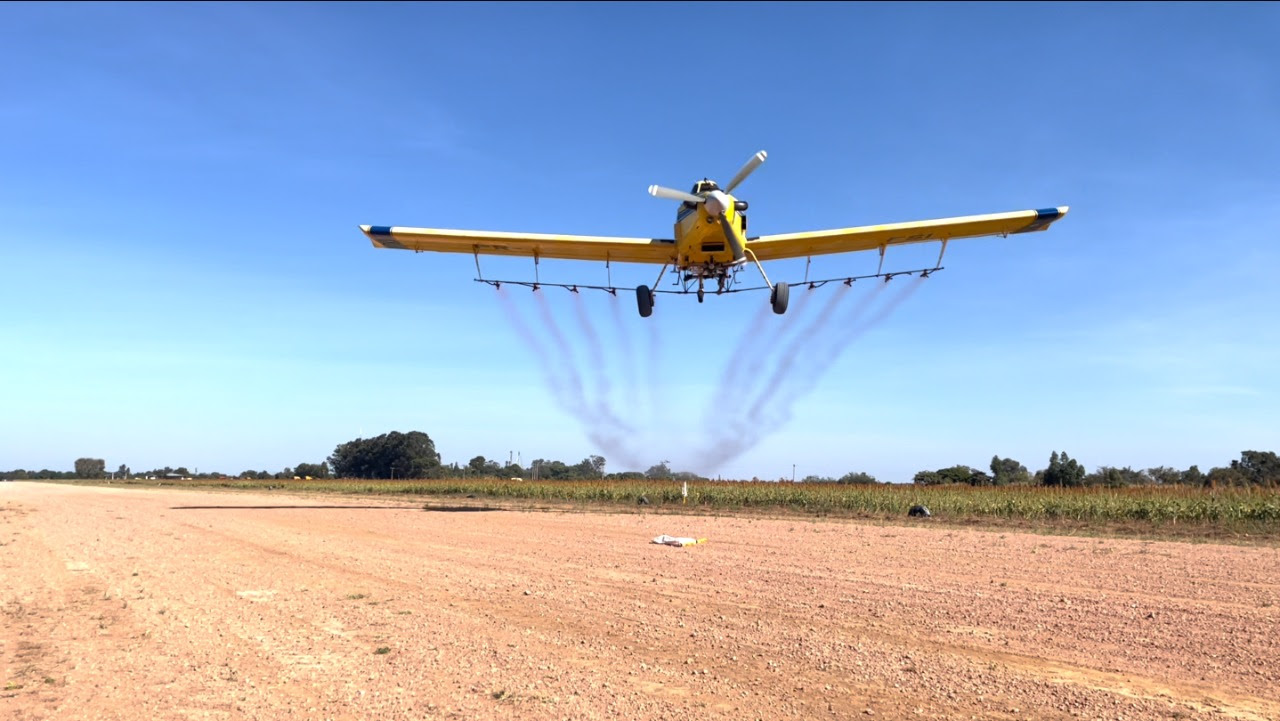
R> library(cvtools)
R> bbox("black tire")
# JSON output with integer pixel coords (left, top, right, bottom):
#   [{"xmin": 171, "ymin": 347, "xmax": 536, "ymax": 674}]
[
  {"xmin": 697, "ymin": 287, "xmax": 705, "ymax": 303},
  {"xmin": 636, "ymin": 285, "xmax": 654, "ymax": 318},
  {"xmin": 770, "ymin": 281, "xmax": 790, "ymax": 315}
]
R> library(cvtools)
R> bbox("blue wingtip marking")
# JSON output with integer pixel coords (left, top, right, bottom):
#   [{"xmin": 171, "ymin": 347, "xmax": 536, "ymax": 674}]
[
  {"xmin": 1016, "ymin": 207, "xmax": 1065, "ymax": 233},
  {"xmin": 369, "ymin": 225, "xmax": 393, "ymax": 236}
]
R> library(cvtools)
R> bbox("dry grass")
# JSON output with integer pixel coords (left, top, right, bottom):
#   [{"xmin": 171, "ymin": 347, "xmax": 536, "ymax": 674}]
[{"xmin": 75, "ymin": 476, "xmax": 1280, "ymax": 541}]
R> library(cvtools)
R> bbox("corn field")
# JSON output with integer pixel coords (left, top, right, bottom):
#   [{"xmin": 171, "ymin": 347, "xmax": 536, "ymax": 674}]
[{"xmin": 146, "ymin": 478, "xmax": 1280, "ymax": 526}]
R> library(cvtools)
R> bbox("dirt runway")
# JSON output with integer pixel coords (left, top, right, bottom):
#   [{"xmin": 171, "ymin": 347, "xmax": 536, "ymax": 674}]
[{"xmin": 2, "ymin": 483, "xmax": 1277, "ymax": 720}]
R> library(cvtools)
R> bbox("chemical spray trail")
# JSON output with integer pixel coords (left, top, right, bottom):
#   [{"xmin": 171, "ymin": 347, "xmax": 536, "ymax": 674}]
[
  {"xmin": 718, "ymin": 287, "xmax": 817, "ymax": 404},
  {"xmin": 494, "ymin": 288, "xmax": 571, "ymax": 403},
  {"xmin": 607, "ymin": 294, "xmax": 642, "ymax": 418},
  {"xmin": 531, "ymin": 289, "xmax": 642, "ymax": 464},
  {"xmin": 528, "ymin": 288, "xmax": 590, "ymax": 416},
  {"xmin": 696, "ymin": 284, "xmax": 870, "ymax": 471},
  {"xmin": 568, "ymin": 291, "xmax": 653, "ymax": 469},
  {"xmin": 644, "ymin": 310, "xmax": 662, "ymax": 425},
  {"xmin": 758, "ymin": 277, "xmax": 926, "ymax": 436},
  {"xmin": 794, "ymin": 276, "xmax": 927, "ymax": 396},
  {"xmin": 495, "ymin": 288, "xmax": 643, "ymax": 468},
  {"xmin": 743, "ymin": 283, "xmax": 883, "ymax": 420},
  {"xmin": 696, "ymin": 277, "xmax": 924, "ymax": 473},
  {"xmin": 709, "ymin": 282, "xmax": 863, "ymax": 431},
  {"xmin": 570, "ymin": 291, "xmax": 613, "ymax": 419}
]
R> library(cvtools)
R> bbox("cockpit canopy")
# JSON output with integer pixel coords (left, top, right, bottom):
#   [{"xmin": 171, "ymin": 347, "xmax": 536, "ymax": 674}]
[{"xmin": 690, "ymin": 179, "xmax": 720, "ymax": 195}]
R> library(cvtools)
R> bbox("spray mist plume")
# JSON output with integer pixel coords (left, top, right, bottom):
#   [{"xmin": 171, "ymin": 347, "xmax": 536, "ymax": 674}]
[{"xmin": 491, "ymin": 278, "xmax": 926, "ymax": 477}]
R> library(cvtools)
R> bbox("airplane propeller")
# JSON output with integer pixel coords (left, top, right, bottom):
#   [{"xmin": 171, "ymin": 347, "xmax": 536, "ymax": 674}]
[
  {"xmin": 647, "ymin": 150, "xmax": 767, "ymax": 265},
  {"xmin": 723, "ymin": 150, "xmax": 767, "ymax": 193},
  {"xmin": 646, "ymin": 150, "xmax": 768, "ymax": 206},
  {"xmin": 646, "ymin": 185, "xmax": 703, "ymax": 204}
]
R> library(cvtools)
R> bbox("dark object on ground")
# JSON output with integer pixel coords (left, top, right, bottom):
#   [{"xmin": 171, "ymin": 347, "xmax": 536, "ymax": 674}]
[
  {"xmin": 908, "ymin": 505, "xmax": 931, "ymax": 518},
  {"xmin": 465, "ymin": 494, "xmax": 477, "ymax": 499},
  {"xmin": 637, "ymin": 495, "xmax": 650, "ymax": 505}
]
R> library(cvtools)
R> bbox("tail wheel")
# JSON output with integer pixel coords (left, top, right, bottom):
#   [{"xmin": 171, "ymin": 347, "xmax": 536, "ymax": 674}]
[
  {"xmin": 770, "ymin": 281, "xmax": 790, "ymax": 315},
  {"xmin": 697, "ymin": 287, "xmax": 705, "ymax": 303},
  {"xmin": 636, "ymin": 285, "xmax": 654, "ymax": 318}
]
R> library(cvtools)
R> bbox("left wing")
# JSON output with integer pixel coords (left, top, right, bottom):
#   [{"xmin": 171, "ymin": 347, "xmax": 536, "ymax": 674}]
[
  {"xmin": 360, "ymin": 225, "xmax": 677, "ymax": 265},
  {"xmin": 744, "ymin": 206, "xmax": 1068, "ymax": 262}
]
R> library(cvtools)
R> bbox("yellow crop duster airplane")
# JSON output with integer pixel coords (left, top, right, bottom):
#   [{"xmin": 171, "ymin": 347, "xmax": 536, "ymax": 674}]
[{"xmin": 360, "ymin": 151, "xmax": 1068, "ymax": 317}]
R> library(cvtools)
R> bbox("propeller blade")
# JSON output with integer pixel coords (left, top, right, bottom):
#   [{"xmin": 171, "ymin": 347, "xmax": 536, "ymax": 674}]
[
  {"xmin": 717, "ymin": 212, "xmax": 746, "ymax": 263},
  {"xmin": 723, "ymin": 150, "xmax": 767, "ymax": 193},
  {"xmin": 648, "ymin": 185, "xmax": 704, "ymax": 204}
]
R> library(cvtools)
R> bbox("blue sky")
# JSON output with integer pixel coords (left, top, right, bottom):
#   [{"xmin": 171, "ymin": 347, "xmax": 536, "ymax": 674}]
[{"xmin": 2, "ymin": 2, "xmax": 1277, "ymax": 481}]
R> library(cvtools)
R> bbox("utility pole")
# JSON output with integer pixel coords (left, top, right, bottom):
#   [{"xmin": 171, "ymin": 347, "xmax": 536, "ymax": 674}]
[{"xmin": 792, "ymin": 464, "xmax": 796, "ymax": 483}]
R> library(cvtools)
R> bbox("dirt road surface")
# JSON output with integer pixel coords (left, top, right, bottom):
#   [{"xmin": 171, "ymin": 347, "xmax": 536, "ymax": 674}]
[{"xmin": 2, "ymin": 483, "xmax": 1277, "ymax": 720}]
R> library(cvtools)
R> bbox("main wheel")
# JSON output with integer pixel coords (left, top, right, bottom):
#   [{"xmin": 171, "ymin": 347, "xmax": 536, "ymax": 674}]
[
  {"xmin": 697, "ymin": 287, "xmax": 705, "ymax": 303},
  {"xmin": 636, "ymin": 285, "xmax": 654, "ymax": 318},
  {"xmin": 770, "ymin": 281, "xmax": 790, "ymax": 315}
]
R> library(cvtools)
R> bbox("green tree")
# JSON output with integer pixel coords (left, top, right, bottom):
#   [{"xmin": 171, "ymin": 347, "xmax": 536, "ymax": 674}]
[
  {"xmin": 1206, "ymin": 465, "xmax": 1247, "ymax": 488},
  {"xmin": 914, "ymin": 466, "xmax": 987, "ymax": 485},
  {"xmin": 989, "ymin": 456, "xmax": 1030, "ymax": 485},
  {"xmin": 1233, "ymin": 450, "xmax": 1280, "ymax": 487},
  {"xmin": 913, "ymin": 470, "xmax": 943, "ymax": 486},
  {"xmin": 645, "ymin": 461, "xmax": 672, "ymax": 480},
  {"xmin": 838, "ymin": 471, "xmax": 878, "ymax": 485},
  {"xmin": 294, "ymin": 462, "xmax": 329, "ymax": 479},
  {"xmin": 115, "ymin": 464, "xmax": 130, "ymax": 479},
  {"xmin": 588, "ymin": 455, "xmax": 607, "ymax": 478},
  {"xmin": 927, "ymin": 465, "xmax": 986, "ymax": 485},
  {"xmin": 74, "ymin": 458, "xmax": 105, "ymax": 479},
  {"xmin": 328, "ymin": 431, "xmax": 441, "ymax": 479},
  {"xmin": 1182, "ymin": 465, "xmax": 1205, "ymax": 487},
  {"xmin": 1041, "ymin": 451, "xmax": 1085, "ymax": 487},
  {"xmin": 1086, "ymin": 466, "xmax": 1148, "ymax": 487},
  {"xmin": 1146, "ymin": 466, "xmax": 1182, "ymax": 485},
  {"xmin": 529, "ymin": 459, "xmax": 568, "ymax": 480}
]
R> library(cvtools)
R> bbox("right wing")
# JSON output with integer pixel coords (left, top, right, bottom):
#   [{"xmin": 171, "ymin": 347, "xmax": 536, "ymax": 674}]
[
  {"xmin": 360, "ymin": 225, "xmax": 677, "ymax": 265},
  {"xmin": 745, "ymin": 206, "xmax": 1069, "ymax": 262}
]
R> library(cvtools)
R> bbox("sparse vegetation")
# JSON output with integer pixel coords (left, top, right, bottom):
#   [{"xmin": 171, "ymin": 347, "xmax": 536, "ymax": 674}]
[
  {"xmin": 34, "ymin": 447, "xmax": 1280, "ymax": 540},
  {"xmin": 88, "ymin": 476, "xmax": 1280, "ymax": 530},
  {"xmin": 374, "ymin": 646, "xmax": 390, "ymax": 655}
]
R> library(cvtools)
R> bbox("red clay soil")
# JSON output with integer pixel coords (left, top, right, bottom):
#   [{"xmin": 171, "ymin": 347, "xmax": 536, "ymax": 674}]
[{"xmin": 2, "ymin": 482, "xmax": 1277, "ymax": 721}]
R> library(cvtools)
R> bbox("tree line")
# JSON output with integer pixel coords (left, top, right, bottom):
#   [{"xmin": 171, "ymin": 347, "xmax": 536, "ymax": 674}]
[
  {"xmin": 3, "ymin": 434, "xmax": 1277, "ymax": 488},
  {"xmin": 911, "ymin": 450, "xmax": 1280, "ymax": 488}
]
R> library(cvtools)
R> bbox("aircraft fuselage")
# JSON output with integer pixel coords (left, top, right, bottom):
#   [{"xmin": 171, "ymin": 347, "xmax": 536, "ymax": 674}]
[{"xmin": 672, "ymin": 192, "xmax": 747, "ymax": 270}]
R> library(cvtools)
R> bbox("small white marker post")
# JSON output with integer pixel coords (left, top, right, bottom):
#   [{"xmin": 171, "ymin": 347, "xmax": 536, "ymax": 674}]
[{"xmin": 682, "ymin": 480, "xmax": 688, "ymax": 505}]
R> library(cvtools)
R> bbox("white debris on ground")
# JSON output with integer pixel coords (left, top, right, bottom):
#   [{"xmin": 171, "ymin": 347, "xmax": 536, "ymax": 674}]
[{"xmin": 651, "ymin": 535, "xmax": 706, "ymax": 547}]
